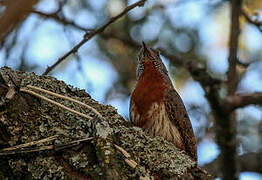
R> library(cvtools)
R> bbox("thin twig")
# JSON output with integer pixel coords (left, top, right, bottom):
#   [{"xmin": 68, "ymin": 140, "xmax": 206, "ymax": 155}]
[
  {"xmin": 42, "ymin": 0, "xmax": 147, "ymax": 75},
  {"xmin": 114, "ymin": 144, "xmax": 131, "ymax": 158},
  {"xmin": 241, "ymin": 8, "xmax": 262, "ymax": 33},
  {"xmin": 125, "ymin": 159, "xmax": 137, "ymax": 168},
  {"xmin": 32, "ymin": 10, "xmax": 89, "ymax": 31},
  {"xmin": 236, "ymin": 58, "xmax": 257, "ymax": 68},
  {"xmin": 0, "ymin": 137, "xmax": 93, "ymax": 155},
  {"xmin": 1, "ymin": 135, "xmax": 58, "ymax": 151},
  {"xmin": 0, "ymin": 145, "xmax": 55, "ymax": 155},
  {"xmin": 20, "ymin": 88, "xmax": 93, "ymax": 120},
  {"xmin": 26, "ymin": 85, "xmax": 102, "ymax": 118},
  {"xmin": 54, "ymin": 137, "xmax": 93, "ymax": 151},
  {"xmin": 114, "ymin": 144, "xmax": 151, "ymax": 179}
]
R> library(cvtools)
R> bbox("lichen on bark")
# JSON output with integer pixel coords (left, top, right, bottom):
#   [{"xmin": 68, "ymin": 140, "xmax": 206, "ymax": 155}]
[{"xmin": 0, "ymin": 67, "xmax": 211, "ymax": 179}]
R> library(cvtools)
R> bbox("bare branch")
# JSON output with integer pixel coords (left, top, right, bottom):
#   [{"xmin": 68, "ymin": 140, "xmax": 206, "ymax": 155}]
[
  {"xmin": 42, "ymin": 0, "xmax": 147, "ymax": 75},
  {"xmin": 26, "ymin": 85, "xmax": 102, "ymax": 118},
  {"xmin": 236, "ymin": 57, "xmax": 259, "ymax": 68},
  {"xmin": 0, "ymin": 137, "xmax": 93, "ymax": 155},
  {"xmin": 32, "ymin": 10, "xmax": 89, "ymax": 31},
  {"xmin": 203, "ymin": 152, "xmax": 262, "ymax": 178},
  {"xmin": 164, "ymin": 52, "xmax": 221, "ymax": 87},
  {"xmin": 225, "ymin": 92, "xmax": 262, "ymax": 111},
  {"xmin": 213, "ymin": 1, "xmax": 243, "ymax": 180},
  {"xmin": 20, "ymin": 88, "xmax": 93, "ymax": 120},
  {"xmin": 1, "ymin": 135, "xmax": 58, "ymax": 151},
  {"xmin": 227, "ymin": 0, "xmax": 241, "ymax": 95},
  {"xmin": 241, "ymin": 9, "xmax": 262, "ymax": 33}
]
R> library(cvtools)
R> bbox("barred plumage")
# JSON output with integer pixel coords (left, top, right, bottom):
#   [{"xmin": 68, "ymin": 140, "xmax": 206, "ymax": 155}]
[{"xmin": 130, "ymin": 42, "xmax": 197, "ymax": 162}]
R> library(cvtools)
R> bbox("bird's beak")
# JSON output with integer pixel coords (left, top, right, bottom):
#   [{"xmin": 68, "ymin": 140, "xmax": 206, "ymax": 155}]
[{"xmin": 141, "ymin": 41, "xmax": 150, "ymax": 55}]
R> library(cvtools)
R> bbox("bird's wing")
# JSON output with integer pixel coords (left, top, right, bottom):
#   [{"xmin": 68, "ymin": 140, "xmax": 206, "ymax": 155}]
[{"xmin": 164, "ymin": 88, "xmax": 197, "ymax": 161}]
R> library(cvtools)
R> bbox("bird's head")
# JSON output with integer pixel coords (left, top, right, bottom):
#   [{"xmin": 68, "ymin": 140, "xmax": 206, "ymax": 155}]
[{"xmin": 136, "ymin": 42, "xmax": 168, "ymax": 80}]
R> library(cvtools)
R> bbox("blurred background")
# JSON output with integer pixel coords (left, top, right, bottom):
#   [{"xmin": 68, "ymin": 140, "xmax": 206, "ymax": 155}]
[{"xmin": 0, "ymin": 0, "xmax": 262, "ymax": 179}]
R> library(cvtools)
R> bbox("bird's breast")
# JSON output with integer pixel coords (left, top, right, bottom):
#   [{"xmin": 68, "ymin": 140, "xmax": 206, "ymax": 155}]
[
  {"xmin": 131, "ymin": 61, "xmax": 168, "ymax": 120},
  {"xmin": 130, "ymin": 102, "xmax": 184, "ymax": 150},
  {"xmin": 130, "ymin": 61, "xmax": 184, "ymax": 149}
]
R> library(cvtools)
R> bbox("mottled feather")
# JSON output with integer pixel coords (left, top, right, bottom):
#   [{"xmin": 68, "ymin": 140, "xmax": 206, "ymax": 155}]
[
  {"xmin": 130, "ymin": 42, "xmax": 197, "ymax": 163},
  {"xmin": 164, "ymin": 89, "xmax": 197, "ymax": 161}
]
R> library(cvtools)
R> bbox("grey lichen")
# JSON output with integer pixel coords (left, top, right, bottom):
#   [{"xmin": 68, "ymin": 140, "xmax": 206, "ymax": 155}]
[
  {"xmin": 0, "ymin": 67, "xmax": 209, "ymax": 179},
  {"xmin": 69, "ymin": 153, "xmax": 89, "ymax": 168},
  {"xmin": 119, "ymin": 126, "xmax": 196, "ymax": 177},
  {"xmin": 95, "ymin": 121, "xmax": 113, "ymax": 139},
  {"xmin": 27, "ymin": 156, "xmax": 64, "ymax": 179}
]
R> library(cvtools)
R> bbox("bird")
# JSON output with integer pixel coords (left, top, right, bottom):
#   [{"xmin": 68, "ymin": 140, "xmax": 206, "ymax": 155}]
[{"xmin": 129, "ymin": 42, "xmax": 197, "ymax": 162}]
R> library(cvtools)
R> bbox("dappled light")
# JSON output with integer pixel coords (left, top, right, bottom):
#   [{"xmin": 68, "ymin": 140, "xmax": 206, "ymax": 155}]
[{"xmin": 0, "ymin": 0, "xmax": 262, "ymax": 179}]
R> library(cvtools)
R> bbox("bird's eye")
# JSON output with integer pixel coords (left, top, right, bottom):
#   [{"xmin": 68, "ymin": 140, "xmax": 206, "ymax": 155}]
[{"xmin": 152, "ymin": 60, "xmax": 159, "ymax": 66}]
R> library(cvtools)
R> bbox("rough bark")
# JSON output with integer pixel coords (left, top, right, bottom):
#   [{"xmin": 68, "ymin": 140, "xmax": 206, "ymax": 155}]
[{"xmin": 0, "ymin": 67, "xmax": 211, "ymax": 180}]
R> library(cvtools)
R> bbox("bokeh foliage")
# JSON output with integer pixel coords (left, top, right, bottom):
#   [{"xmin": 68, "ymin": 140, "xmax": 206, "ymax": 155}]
[{"xmin": 0, "ymin": 0, "xmax": 262, "ymax": 178}]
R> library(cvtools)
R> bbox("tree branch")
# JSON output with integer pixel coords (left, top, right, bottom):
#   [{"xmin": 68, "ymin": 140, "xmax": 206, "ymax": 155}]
[
  {"xmin": 216, "ymin": 0, "xmax": 242, "ymax": 179},
  {"xmin": 165, "ymin": 53, "xmax": 221, "ymax": 88},
  {"xmin": 227, "ymin": 0, "xmax": 241, "ymax": 95},
  {"xmin": 241, "ymin": 9, "xmax": 262, "ymax": 33},
  {"xmin": 42, "ymin": 0, "xmax": 147, "ymax": 75},
  {"xmin": 203, "ymin": 152, "xmax": 262, "ymax": 178},
  {"xmin": 32, "ymin": 10, "xmax": 89, "ymax": 31},
  {"xmin": 225, "ymin": 92, "xmax": 262, "ymax": 111}
]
